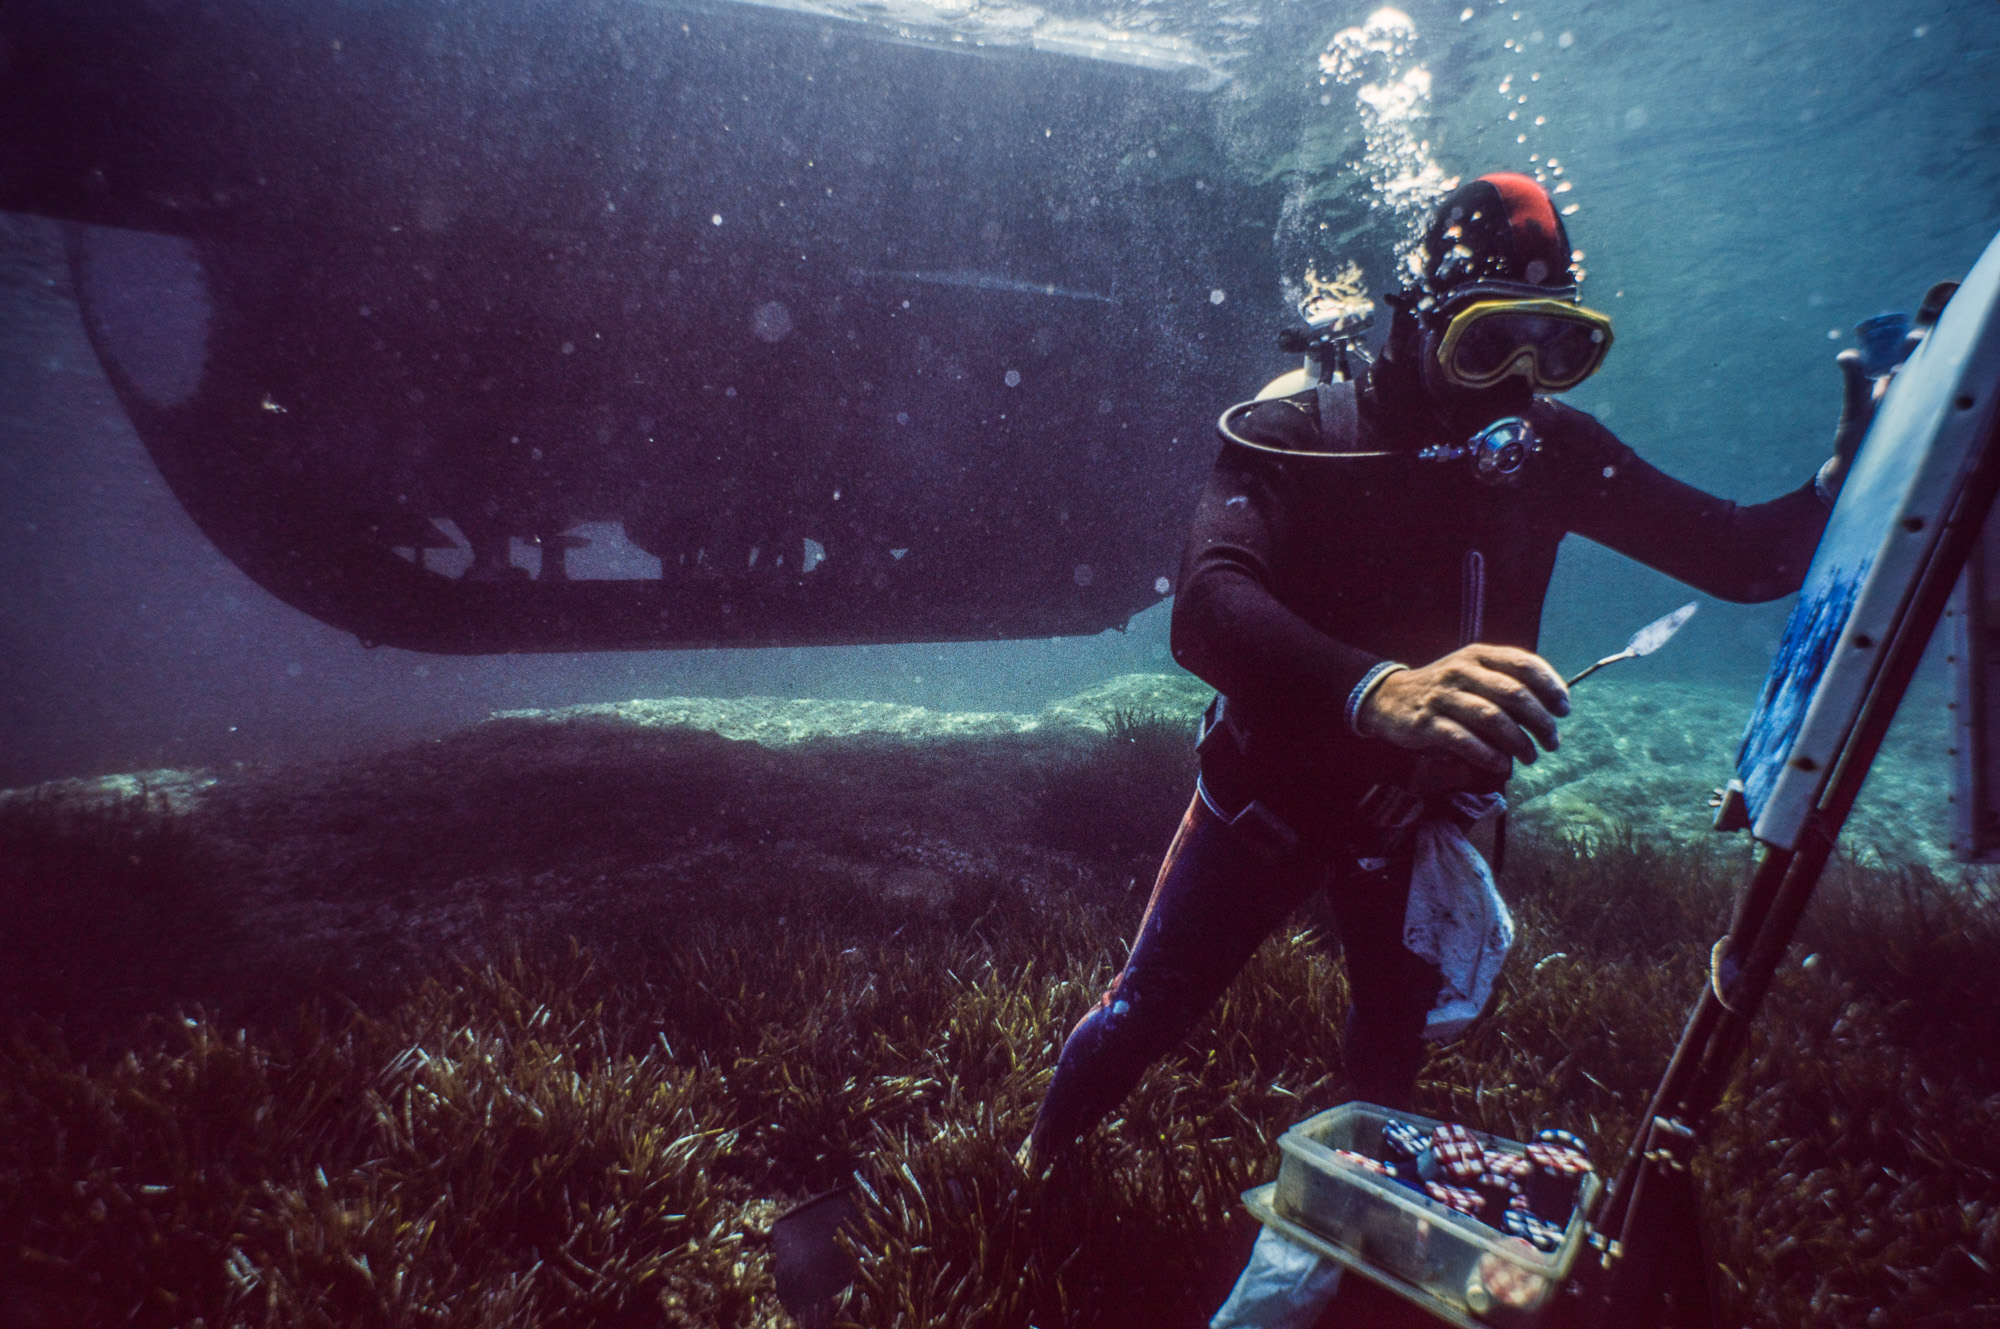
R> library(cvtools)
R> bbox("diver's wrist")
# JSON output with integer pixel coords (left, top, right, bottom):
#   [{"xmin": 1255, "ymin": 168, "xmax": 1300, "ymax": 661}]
[{"xmin": 1348, "ymin": 662, "xmax": 1409, "ymax": 737}]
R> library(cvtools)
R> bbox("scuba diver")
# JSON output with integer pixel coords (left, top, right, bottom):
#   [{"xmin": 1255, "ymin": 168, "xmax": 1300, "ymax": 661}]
[{"xmin": 1021, "ymin": 172, "xmax": 1873, "ymax": 1165}]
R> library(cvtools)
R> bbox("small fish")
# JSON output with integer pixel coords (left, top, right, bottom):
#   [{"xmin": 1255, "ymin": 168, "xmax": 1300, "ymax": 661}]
[{"xmin": 848, "ymin": 267, "xmax": 1116, "ymax": 304}]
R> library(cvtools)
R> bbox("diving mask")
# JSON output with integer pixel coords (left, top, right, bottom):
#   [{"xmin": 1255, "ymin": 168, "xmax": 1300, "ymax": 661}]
[{"xmin": 1428, "ymin": 282, "xmax": 1614, "ymax": 392}]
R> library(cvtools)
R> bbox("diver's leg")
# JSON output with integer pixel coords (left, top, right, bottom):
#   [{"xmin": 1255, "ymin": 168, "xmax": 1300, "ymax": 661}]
[
  {"xmin": 1326, "ymin": 855, "xmax": 1443, "ymax": 1112},
  {"xmin": 1026, "ymin": 792, "xmax": 1322, "ymax": 1155}
]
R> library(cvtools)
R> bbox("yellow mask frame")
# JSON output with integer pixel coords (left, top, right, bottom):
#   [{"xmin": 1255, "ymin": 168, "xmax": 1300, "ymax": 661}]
[{"xmin": 1431, "ymin": 297, "xmax": 1615, "ymax": 392}]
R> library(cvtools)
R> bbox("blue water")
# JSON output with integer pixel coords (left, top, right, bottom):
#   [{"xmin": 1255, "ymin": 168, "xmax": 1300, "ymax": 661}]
[{"xmin": 1, "ymin": 0, "xmax": 1996, "ymax": 788}]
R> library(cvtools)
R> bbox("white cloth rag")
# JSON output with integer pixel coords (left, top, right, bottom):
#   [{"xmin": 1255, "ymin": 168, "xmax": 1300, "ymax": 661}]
[
  {"xmin": 1209, "ymin": 1227, "xmax": 1344, "ymax": 1329},
  {"xmin": 1403, "ymin": 792, "xmax": 1513, "ymax": 1042}
]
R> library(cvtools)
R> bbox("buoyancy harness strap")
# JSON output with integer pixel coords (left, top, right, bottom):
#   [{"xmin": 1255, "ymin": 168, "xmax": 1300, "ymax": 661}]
[{"xmin": 1216, "ymin": 379, "xmax": 1397, "ymax": 458}]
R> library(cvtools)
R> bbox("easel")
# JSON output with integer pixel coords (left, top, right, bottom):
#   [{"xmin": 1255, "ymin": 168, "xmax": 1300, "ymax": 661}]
[{"xmin": 1576, "ymin": 396, "xmax": 2000, "ymax": 1329}]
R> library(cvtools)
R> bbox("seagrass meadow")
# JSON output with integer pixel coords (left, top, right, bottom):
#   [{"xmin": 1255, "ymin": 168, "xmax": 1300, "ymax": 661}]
[{"xmin": 2, "ymin": 682, "xmax": 1997, "ymax": 1328}]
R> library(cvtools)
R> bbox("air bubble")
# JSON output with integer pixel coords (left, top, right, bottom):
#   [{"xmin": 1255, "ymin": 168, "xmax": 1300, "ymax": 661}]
[
  {"xmin": 752, "ymin": 301, "xmax": 793, "ymax": 343},
  {"xmin": 1004, "ymin": 368, "xmax": 1021, "ymax": 387}
]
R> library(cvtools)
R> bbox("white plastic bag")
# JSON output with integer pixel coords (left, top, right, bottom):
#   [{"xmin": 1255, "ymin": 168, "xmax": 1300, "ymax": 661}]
[{"xmin": 1209, "ymin": 1226, "xmax": 1344, "ymax": 1329}]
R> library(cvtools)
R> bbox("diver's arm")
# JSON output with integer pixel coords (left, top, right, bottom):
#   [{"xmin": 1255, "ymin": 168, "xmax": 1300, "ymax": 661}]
[
  {"xmin": 1557, "ymin": 354, "xmax": 1874, "ymax": 600},
  {"xmin": 1556, "ymin": 411, "xmax": 1830, "ymax": 603},
  {"xmin": 1170, "ymin": 432, "xmax": 1385, "ymax": 724}
]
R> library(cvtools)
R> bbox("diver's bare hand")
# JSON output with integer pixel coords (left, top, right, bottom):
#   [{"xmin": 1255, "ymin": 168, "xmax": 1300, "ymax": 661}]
[
  {"xmin": 1355, "ymin": 645, "xmax": 1570, "ymax": 773},
  {"xmin": 1817, "ymin": 349, "xmax": 1884, "ymax": 499}
]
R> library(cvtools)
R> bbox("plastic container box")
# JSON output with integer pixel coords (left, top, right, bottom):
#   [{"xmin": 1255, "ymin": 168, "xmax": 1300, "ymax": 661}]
[{"xmin": 1241, "ymin": 1102, "xmax": 1599, "ymax": 1327}]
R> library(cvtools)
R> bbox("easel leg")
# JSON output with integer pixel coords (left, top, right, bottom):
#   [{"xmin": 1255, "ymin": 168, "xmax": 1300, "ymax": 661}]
[{"xmin": 1595, "ymin": 1119, "xmax": 1717, "ymax": 1329}]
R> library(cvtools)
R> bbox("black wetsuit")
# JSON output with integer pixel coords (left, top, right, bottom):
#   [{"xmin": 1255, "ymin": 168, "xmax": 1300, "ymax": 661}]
[
  {"xmin": 1026, "ymin": 365, "xmax": 1831, "ymax": 1147},
  {"xmin": 1177, "ymin": 378, "xmax": 1828, "ymax": 841}
]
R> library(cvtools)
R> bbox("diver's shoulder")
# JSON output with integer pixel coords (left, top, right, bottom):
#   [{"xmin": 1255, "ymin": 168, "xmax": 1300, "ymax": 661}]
[
  {"xmin": 1531, "ymin": 396, "xmax": 1625, "ymax": 451},
  {"xmin": 1222, "ymin": 392, "xmax": 1325, "ymax": 455},
  {"xmin": 1531, "ymin": 395, "xmax": 1604, "ymax": 431}
]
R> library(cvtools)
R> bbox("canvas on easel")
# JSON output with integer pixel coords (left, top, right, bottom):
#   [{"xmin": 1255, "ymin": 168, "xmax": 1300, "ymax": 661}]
[
  {"xmin": 1591, "ymin": 231, "xmax": 2000, "ymax": 1329},
  {"xmin": 1737, "ymin": 232, "xmax": 2000, "ymax": 851}
]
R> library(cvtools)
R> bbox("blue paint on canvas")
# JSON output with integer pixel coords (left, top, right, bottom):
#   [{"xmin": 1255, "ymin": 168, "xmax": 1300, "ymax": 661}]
[
  {"xmin": 1737, "ymin": 560, "xmax": 1866, "ymax": 815},
  {"xmin": 1733, "ymin": 348, "xmax": 1937, "ymax": 821}
]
